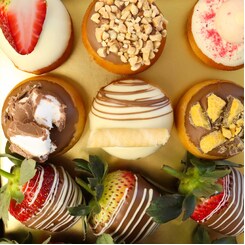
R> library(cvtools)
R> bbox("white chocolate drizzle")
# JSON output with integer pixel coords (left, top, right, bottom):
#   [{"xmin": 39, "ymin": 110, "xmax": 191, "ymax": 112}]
[{"xmin": 22, "ymin": 165, "xmax": 83, "ymax": 232}]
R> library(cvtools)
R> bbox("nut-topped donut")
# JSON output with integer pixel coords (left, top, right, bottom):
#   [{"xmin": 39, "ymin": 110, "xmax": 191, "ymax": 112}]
[{"xmin": 82, "ymin": 0, "xmax": 168, "ymax": 74}]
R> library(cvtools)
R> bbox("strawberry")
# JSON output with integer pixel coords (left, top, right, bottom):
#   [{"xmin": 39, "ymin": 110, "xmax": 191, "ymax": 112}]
[
  {"xmin": 69, "ymin": 155, "xmax": 160, "ymax": 244},
  {"xmin": 147, "ymin": 153, "xmax": 244, "ymax": 237},
  {"xmin": 0, "ymin": 154, "xmax": 83, "ymax": 232},
  {"xmin": 0, "ymin": 0, "xmax": 47, "ymax": 55}
]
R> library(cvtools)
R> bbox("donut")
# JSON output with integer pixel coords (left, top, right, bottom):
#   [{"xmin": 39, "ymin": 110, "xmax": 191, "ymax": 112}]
[
  {"xmin": 0, "ymin": 0, "xmax": 73, "ymax": 74},
  {"xmin": 88, "ymin": 78, "xmax": 173, "ymax": 160},
  {"xmin": 175, "ymin": 80, "xmax": 244, "ymax": 159},
  {"xmin": 82, "ymin": 0, "xmax": 168, "ymax": 74},
  {"xmin": 187, "ymin": 0, "xmax": 244, "ymax": 70},
  {"xmin": 1, "ymin": 75, "xmax": 86, "ymax": 162}
]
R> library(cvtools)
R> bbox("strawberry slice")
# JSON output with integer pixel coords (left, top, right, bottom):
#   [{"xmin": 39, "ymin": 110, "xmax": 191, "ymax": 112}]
[{"xmin": 0, "ymin": 0, "xmax": 47, "ymax": 55}]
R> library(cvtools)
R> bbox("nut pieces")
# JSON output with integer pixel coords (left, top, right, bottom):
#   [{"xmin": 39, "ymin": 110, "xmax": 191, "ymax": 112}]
[{"xmin": 90, "ymin": 0, "xmax": 168, "ymax": 71}]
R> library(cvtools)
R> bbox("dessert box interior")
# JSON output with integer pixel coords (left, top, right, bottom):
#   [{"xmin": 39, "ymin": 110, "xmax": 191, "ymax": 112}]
[{"xmin": 0, "ymin": 0, "xmax": 243, "ymax": 244}]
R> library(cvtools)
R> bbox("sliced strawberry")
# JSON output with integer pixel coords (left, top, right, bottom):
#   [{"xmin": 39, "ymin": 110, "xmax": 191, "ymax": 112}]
[
  {"xmin": 9, "ymin": 164, "xmax": 55, "ymax": 222},
  {"xmin": 0, "ymin": 0, "xmax": 47, "ymax": 55}
]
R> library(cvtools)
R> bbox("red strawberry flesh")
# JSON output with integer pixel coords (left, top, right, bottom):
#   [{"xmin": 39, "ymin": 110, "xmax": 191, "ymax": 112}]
[
  {"xmin": 9, "ymin": 165, "xmax": 55, "ymax": 222},
  {"xmin": 191, "ymin": 179, "xmax": 227, "ymax": 222},
  {"xmin": 0, "ymin": 0, "xmax": 47, "ymax": 55}
]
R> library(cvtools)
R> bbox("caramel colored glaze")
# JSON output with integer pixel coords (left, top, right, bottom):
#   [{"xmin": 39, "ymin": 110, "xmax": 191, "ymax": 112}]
[
  {"xmin": 82, "ymin": 0, "xmax": 166, "ymax": 75},
  {"xmin": 1, "ymin": 76, "xmax": 86, "ymax": 159},
  {"xmin": 23, "ymin": 165, "xmax": 83, "ymax": 232},
  {"xmin": 90, "ymin": 173, "xmax": 160, "ymax": 244},
  {"xmin": 187, "ymin": 7, "xmax": 244, "ymax": 71},
  {"xmin": 201, "ymin": 168, "xmax": 244, "ymax": 236},
  {"xmin": 185, "ymin": 81, "xmax": 243, "ymax": 158}
]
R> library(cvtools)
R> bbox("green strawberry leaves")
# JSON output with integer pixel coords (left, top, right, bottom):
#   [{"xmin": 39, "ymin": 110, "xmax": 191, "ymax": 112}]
[
  {"xmin": 182, "ymin": 194, "xmax": 196, "ymax": 221},
  {"xmin": 96, "ymin": 234, "xmax": 114, "ymax": 244},
  {"xmin": 147, "ymin": 194, "xmax": 185, "ymax": 223},
  {"xmin": 192, "ymin": 225, "xmax": 212, "ymax": 244},
  {"xmin": 192, "ymin": 225, "xmax": 237, "ymax": 244},
  {"xmin": 0, "ymin": 154, "xmax": 37, "ymax": 225},
  {"xmin": 147, "ymin": 152, "xmax": 242, "ymax": 224},
  {"xmin": 69, "ymin": 155, "xmax": 108, "ymax": 220},
  {"xmin": 19, "ymin": 159, "xmax": 36, "ymax": 185},
  {"xmin": 0, "ymin": 232, "xmax": 51, "ymax": 244}
]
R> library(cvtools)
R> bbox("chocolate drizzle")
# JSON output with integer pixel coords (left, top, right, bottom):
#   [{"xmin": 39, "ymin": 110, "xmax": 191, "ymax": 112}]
[
  {"xmin": 202, "ymin": 168, "xmax": 244, "ymax": 236},
  {"xmin": 91, "ymin": 79, "xmax": 172, "ymax": 121}
]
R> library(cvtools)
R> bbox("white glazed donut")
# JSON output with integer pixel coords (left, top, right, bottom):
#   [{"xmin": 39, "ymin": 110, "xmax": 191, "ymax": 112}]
[{"xmin": 0, "ymin": 0, "xmax": 72, "ymax": 74}]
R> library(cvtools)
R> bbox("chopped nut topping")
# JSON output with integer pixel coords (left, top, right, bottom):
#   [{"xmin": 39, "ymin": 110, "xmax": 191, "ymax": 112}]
[{"xmin": 90, "ymin": 0, "xmax": 167, "ymax": 71}]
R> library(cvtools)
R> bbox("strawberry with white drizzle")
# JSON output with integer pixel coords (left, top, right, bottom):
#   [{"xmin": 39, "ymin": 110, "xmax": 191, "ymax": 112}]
[
  {"xmin": 69, "ymin": 155, "xmax": 160, "ymax": 244},
  {"xmin": 0, "ymin": 154, "xmax": 83, "ymax": 232},
  {"xmin": 147, "ymin": 153, "xmax": 244, "ymax": 237}
]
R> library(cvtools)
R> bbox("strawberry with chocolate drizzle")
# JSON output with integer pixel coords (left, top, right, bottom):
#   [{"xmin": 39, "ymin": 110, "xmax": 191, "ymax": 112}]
[
  {"xmin": 0, "ymin": 0, "xmax": 47, "ymax": 55},
  {"xmin": 69, "ymin": 155, "xmax": 160, "ymax": 244},
  {"xmin": 0, "ymin": 154, "xmax": 83, "ymax": 232},
  {"xmin": 147, "ymin": 153, "xmax": 244, "ymax": 237}
]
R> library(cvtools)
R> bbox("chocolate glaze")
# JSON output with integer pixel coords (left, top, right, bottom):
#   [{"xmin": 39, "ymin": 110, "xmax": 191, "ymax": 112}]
[
  {"xmin": 2, "ymin": 80, "xmax": 80, "ymax": 161},
  {"xmin": 185, "ymin": 81, "xmax": 244, "ymax": 158},
  {"xmin": 90, "ymin": 172, "xmax": 160, "ymax": 243},
  {"xmin": 86, "ymin": 1, "xmax": 165, "ymax": 65},
  {"xmin": 201, "ymin": 168, "xmax": 244, "ymax": 236},
  {"xmin": 86, "ymin": 6, "xmax": 124, "ymax": 65},
  {"xmin": 22, "ymin": 165, "xmax": 83, "ymax": 232}
]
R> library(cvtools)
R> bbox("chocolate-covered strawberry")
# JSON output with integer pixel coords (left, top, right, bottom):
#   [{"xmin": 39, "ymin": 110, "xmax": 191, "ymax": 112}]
[
  {"xmin": 147, "ymin": 153, "xmax": 244, "ymax": 237},
  {"xmin": 0, "ymin": 154, "xmax": 83, "ymax": 232},
  {"xmin": 69, "ymin": 155, "xmax": 160, "ymax": 244}
]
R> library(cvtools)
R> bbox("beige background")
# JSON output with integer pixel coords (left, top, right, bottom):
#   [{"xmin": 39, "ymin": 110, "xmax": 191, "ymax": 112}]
[{"xmin": 0, "ymin": 0, "xmax": 243, "ymax": 243}]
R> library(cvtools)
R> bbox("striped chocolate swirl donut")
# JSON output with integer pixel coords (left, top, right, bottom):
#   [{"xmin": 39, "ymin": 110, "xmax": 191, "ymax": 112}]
[
  {"xmin": 202, "ymin": 167, "xmax": 244, "ymax": 236},
  {"xmin": 22, "ymin": 165, "xmax": 83, "ymax": 232},
  {"xmin": 89, "ymin": 79, "xmax": 173, "ymax": 159},
  {"xmin": 91, "ymin": 79, "xmax": 172, "ymax": 121}
]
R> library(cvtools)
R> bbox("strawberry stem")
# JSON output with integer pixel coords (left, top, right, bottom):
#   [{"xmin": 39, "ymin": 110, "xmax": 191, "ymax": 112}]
[
  {"xmin": 162, "ymin": 165, "xmax": 184, "ymax": 180},
  {"xmin": 0, "ymin": 169, "xmax": 14, "ymax": 180},
  {"xmin": 76, "ymin": 178, "xmax": 95, "ymax": 197}
]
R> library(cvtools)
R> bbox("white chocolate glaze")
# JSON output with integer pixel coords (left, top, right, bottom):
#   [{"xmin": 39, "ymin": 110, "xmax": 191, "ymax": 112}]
[
  {"xmin": 192, "ymin": 0, "xmax": 244, "ymax": 67},
  {"xmin": 202, "ymin": 168, "xmax": 244, "ymax": 236},
  {"xmin": 89, "ymin": 79, "xmax": 173, "ymax": 160},
  {"xmin": 0, "ymin": 0, "xmax": 71, "ymax": 72},
  {"xmin": 215, "ymin": 0, "xmax": 244, "ymax": 43},
  {"xmin": 22, "ymin": 165, "xmax": 83, "ymax": 232}
]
